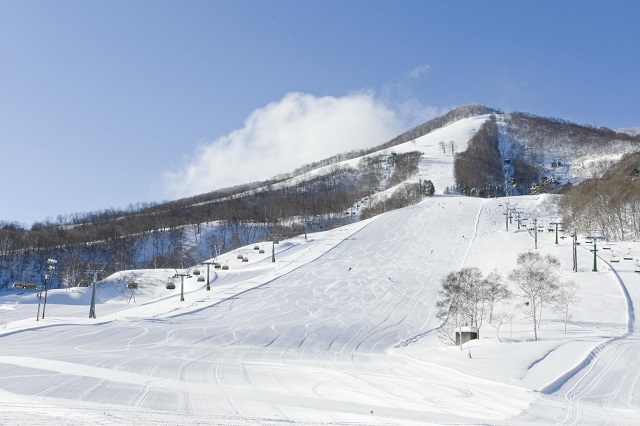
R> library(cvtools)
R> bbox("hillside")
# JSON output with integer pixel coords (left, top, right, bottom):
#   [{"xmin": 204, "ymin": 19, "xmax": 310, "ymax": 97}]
[
  {"xmin": 2, "ymin": 100, "xmax": 640, "ymax": 423},
  {"xmin": 1, "ymin": 190, "xmax": 639, "ymax": 424},
  {"xmin": 1, "ymin": 104, "xmax": 639, "ymax": 291}
]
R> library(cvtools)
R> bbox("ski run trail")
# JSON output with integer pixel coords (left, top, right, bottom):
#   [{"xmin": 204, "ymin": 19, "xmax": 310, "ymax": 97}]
[
  {"xmin": 1, "ymin": 113, "xmax": 639, "ymax": 425},
  {"xmin": 1, "ymin": 194, "xmax": 639, "ymax": 425}
]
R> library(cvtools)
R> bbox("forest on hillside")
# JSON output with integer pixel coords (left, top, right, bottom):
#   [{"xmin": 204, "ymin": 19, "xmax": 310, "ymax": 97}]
[
  {"xmin": 558, "ymin": 151, "xmax": 640, "ymax": 241},
  {"xmin": 2, "ymin": 104, "xmax": 639, "ymax": 288},
  {"xmin": 0, "ymin": 150, "xmax": 429, "ymax": 288}
]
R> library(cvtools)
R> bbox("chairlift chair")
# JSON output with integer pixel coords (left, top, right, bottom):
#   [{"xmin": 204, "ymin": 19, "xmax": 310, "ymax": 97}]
[
  {"xmin": 254, "ymin": 245, "xmax": 260, "ymax": 250},
  {"xmin": 237, "ymin": 254, "xmax": 244, "ymax": 259},
  {"xmin": 242, "ymin": 256, "xmax": 249, "ymax": 262},
  {"xmin": 127, "ymin": 282, "xmax": 139, "ymax": 289},
  {"xmin": 222, "ymin": 263, "xmax": 229, "ymax": 270},
  {"xmin": 193, "ymin": 269, "xmax": 201, "ymax": 276},
  {"xmin": 197, "ymin": 276, "xmax": 205, "ymax": 282},
  {"xmin": 166, "ymin": 282, "xmax": 176, "ymax": 290},
  {"xmin": 610, "ymin": 254, "xmax": 620, "ymax": 263},
  {"xmin": 214, "ymin": 262, "xmax": 221, "ymax": 269}
]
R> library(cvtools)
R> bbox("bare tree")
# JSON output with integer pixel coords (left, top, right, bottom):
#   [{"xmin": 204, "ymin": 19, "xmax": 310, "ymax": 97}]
[
  {"xmin": 436, "ymin": 267, "xmax": 492, "ymax": 343},
  {"xmin": 554, "ymin": 280, "xmax": 581, "ymax": 334},
  {"xmin": 508, "ymin": 251, "xmax": 560, "ymax": 341},
  {"xmin": 490, "ymin": 312, "xmax": 513, "ymax": 343},
  {"xmin": 484, "ymin": 271, "xmax": 512, "ymax": 323},
  {"xmin": 439, "ymin": 141, "xmax": 446, "ymax": 153}
]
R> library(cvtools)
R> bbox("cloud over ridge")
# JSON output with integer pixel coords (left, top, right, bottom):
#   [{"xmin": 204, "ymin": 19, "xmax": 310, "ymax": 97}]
[{"xmin": 164, "ymin": 91, "xmax": 419, "ymax": 198}]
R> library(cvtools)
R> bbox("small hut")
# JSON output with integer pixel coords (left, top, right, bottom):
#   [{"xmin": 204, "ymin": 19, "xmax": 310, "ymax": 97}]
[{"xmin": 455, "ymin": 326, "xmax": 479, "ymax": 346}]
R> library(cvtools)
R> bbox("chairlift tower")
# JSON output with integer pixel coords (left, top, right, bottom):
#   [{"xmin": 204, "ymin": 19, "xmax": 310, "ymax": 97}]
[
  {"xmin": 85, "ymin": 263, "xmax": 105, "ymax": 319},
  {"xmin": 503, "ymin": 202, "xmax": 515, "ymax": 232},
  {"xmin": 512, "ymin": 209, "xmax": 525, "ymax": 230},
  {"xmin": 201, "ymin": 260, "xmax": 217, "ymax": 291},
  {"xmin": 268, "ymin": 234, "xmax": 280, "ymax": 263},
  {"xmin": 586, "ymin": 230, "xmax": 604, "ymax": 272},
  {"xmin": 37, "ymin": 258, "xmax": 57, "ymax": 321},
  {"xmin": 504, "ymin": 172, "xmax": 510, "ymax": 197},
  {"xmin": 549, "ymin": 219, "xmax": 563, "ymax": 245},
  {"xmin": 173, "ymin": 270, "xmax": 191, "ymax": 302},
  {"xmin": 570, "ymin": 227, "xmax": 578, "ymax": 272},
  {"xmin": 532, "ymin": 218, "xmax": 538, "ymax": 249}
]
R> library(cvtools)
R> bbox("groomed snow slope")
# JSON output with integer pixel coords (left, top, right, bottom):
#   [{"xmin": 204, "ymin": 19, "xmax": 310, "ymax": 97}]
[
  {"xmin": 1, "ymin": 193, "xmax": 639, "ymax": 425},
  {"xmin": 1, "ymin": 115, "xmax": 639, "ymax": 424}
]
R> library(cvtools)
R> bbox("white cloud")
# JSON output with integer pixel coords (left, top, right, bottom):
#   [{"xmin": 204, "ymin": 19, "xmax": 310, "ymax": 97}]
[
  {"xmin": 163, "ymin": 91, "xmax": 423, "ymax": 198},
  {"xmin": 407, "ymin": 64, "xmax": 432, "ymax": 79}
]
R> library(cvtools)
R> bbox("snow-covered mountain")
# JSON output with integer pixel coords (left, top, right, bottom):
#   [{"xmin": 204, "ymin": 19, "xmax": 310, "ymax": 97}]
[
  {"xmin": 2, "ymin": 106, "xmax": 640, "ymax": 424},
  {"xmin": 617, "ymin": 127, "xmax": 640, "ymax": 137}
]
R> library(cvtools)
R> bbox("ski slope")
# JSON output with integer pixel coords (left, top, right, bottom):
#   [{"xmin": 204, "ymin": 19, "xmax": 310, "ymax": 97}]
[
  {"xmin": 1, "ymin": 193, "xmax": 639, "ymax": 425},
  {"xmin": 1, "ymin": 116, "xmax": 638, "ymax": 424}
]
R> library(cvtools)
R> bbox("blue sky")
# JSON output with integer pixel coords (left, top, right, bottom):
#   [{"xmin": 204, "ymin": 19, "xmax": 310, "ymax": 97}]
[{"xmin": 1, "ymin": 0, "xmax": 639, "ymax": 226}]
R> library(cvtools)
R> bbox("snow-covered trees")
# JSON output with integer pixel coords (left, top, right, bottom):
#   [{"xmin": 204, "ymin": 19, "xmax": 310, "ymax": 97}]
[
  {"xmin": 437, "ymin": 251, "xmax": 582, "ymax": 344},
  {"xmin": 508, "ymin": 251, "xmax": 560, "ymax": 341},
  {"xmin": 554, "ymin": 280, "xmax": 581, "ymax": 334},
  {"xmin": 454, "ymin": 115, "xmax": 503, "ymax": 197},
  {"xmin": 423, "ymin": 180, "xmax": 435, "ymax": 197},
  {"xmin": 436, "ymin": 267, "xmax": 511, "ymax": 344},
  {"xmin": 558, "ymin": 151, "xmax": 640, "ymax": 241}
]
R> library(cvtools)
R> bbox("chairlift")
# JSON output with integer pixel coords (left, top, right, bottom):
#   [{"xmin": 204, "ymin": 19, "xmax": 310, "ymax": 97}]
[
  {"xmin": 585, "ymin": 239, "xmax": 593, "ymax": 244},
  {"xmin": 610, "ymin": 254, "xmax": 620, "ymax": 263},
  {"xmin": 127, "ymin": 282, "xmax": 139, "ymax": 289},
  {"xmin": 254, "ymin": 245, "xmax": 260, "ymax": 250},
  {"xmin": 197, "ymin": 276, "xmax": 205, "ymax": 282},
  {"xmin": 623, "ymin": 254, "xmax": 634, "ymax": 261},
  {"xmin": 192, "ymin": 269, "xmax": 201, "ymax": 276},
  {"xmin": 78, "ymin": 280, "xmax": 91, "ymax": 287},
  {"xmin": 242, "ymin": 256, "xmax": 249, "ymax": 262},
  {"xmin": 603, "ymin": 244, "xmax": 611, "ymax": 250},
  {"xmin": 222, "ymin": 263, "xmax": 229, "ymax": 270},
  {"xmin": 237, "ymin": 254, "xmax": 244, "ymax": 259},
  {"xmin": 166, "ymin": 282, "xmax": 176, "ymax": 290},
  {"xmin": 259, "ymin": 247, "xmax": 265, "ymax": 254},
  {"xmin": 214, "ymin": 262, "xmax": 221, "ymax": 269},
  {"xmin": 14, "ymin": 281, "xmax": 36, "ymax": 289}
]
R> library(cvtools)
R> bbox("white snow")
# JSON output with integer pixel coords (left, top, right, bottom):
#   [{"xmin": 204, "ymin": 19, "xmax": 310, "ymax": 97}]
[{"xmin": 2, "ymin": 117, "xmax": 640, "ymax": 425}]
